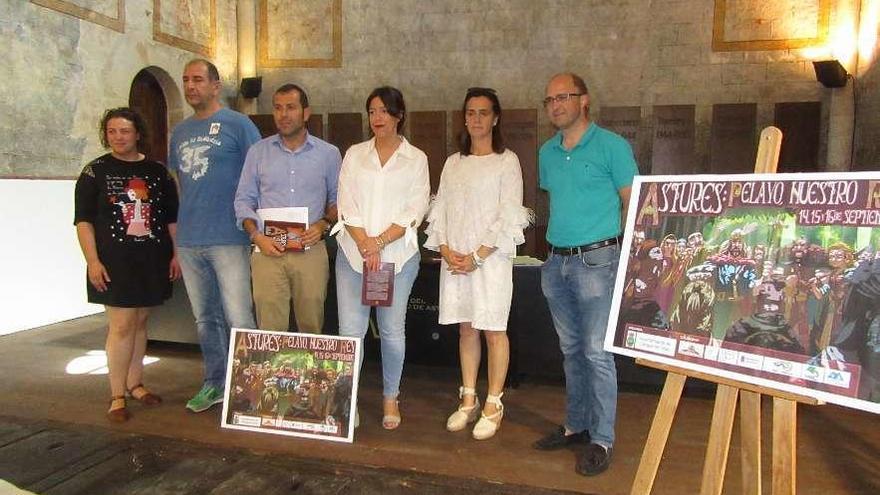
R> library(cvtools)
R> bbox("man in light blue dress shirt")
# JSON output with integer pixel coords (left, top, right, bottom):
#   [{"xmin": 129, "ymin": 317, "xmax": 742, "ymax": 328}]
[{"xmin": 234, "ymin": 83, "xmax": 342, "ymax": 333}]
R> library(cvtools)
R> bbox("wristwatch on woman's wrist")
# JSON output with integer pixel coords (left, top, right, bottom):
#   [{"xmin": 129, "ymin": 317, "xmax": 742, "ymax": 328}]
[{"xmin": 472, "ymin": 251, "xmax": 485, "ymax": 268}]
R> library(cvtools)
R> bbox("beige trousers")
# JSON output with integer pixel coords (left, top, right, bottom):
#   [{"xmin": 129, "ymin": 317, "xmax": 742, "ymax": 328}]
[{"xmin": 251, "ymin": 240, "xmax": 329, "ymax": 333}]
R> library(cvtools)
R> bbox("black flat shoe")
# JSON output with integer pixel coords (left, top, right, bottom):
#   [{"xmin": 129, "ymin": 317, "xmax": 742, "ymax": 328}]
[
  {"xmin": 576, "ymin": 443, "xmax": 613, "ymax": 476},
  {"xmin": 532, "ymin": 425, "xmax": 590, "ymax": 450}
]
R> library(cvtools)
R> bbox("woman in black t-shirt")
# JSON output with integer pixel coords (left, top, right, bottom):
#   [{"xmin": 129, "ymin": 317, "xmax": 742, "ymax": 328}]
[{"xmin": 74, "ymin": 108, "xmax": 180, "ymax": 422}]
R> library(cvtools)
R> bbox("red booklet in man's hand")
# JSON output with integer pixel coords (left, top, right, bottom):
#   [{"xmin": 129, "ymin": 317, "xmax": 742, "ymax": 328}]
[
  {"xmin": 264, "ymin": 220, "xmax": 306, "ymax": 251},
  {"xmin": 362, "ymin": 262, "xmax": 395, "ymax": 306}
]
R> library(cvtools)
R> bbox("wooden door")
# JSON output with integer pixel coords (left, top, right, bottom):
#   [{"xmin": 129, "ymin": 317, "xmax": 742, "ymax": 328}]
[{"xmin": 129, "ymin": 69, "xmax": 168, "ymax": 164}]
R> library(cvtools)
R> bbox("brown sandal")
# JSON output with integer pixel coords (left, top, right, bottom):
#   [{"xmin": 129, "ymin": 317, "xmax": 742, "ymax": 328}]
[
  {"xmin": 107, "ymin": 395, "xmax": 130, "ymax": 422},
  {"xmin": 127, "ymin": 384, "xmax": 162, "ymax": 406}
]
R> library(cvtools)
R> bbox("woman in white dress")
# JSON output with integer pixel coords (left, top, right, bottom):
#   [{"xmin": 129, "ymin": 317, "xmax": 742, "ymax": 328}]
[{"xmin": 424, "ymin": 87, "xmax": 530, "ymax": 439}]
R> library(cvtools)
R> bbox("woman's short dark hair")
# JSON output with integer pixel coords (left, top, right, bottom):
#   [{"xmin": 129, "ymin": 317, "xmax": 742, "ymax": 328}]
[
  {"xmin": 459, "ymin": 87, "xmax": 505, "ymax": 156},
  {"xmin": 365, "ymin": 86, "xmax": 406, "ymax": 134},
  {"xmin": 99, "ymin": 107, "xmax": 148, "ymax": 149}
]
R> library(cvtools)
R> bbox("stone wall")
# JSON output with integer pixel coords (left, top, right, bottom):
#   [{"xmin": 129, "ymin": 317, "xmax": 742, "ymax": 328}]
[
  {"xmin": 856, "ymin": 63, "xmax": 880, "ymax": 170},
  {"xmin": 3, "ymin": 0, "xmax": 878, "ymax": 177},
  {"xmin": 854, "ymin": 4, "xmax": 880, "ymax": 170},
  {"xmin": 1, "ymin": 0, "xmax": 238, "ymax": 177},
  {"xmin": 256, "ymin": 0, "xmax": 872, "ymax": 170}
]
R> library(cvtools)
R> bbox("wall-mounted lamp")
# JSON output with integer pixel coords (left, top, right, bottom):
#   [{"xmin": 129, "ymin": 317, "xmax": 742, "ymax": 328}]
[
  {"xmin": 812, "ymin": 60, "xmax": 849, "ymax": 88},
  {"xmin": 240, "ymin": 76, "xmax": 263, "ymax": 98}
]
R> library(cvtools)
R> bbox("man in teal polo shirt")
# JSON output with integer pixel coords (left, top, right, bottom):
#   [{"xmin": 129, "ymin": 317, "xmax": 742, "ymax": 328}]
[{"xmin": 532, "ymin": 73, "xmax": 638, "ymax": 477}]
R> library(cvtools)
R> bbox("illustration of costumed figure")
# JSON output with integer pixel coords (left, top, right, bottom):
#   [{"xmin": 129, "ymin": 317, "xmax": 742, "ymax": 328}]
[
  {"xmin": 783, "ymin": 237, "xmax": 825, "ymax": 348},
  {"xmin": 702, "ymin": 228, "xmax": 759, "ymax": 337},
  {"xmin": 825, "ymin": 247, "xmax": 880, "ymax": 401},
  {"xmin": 620, "ymin": 239, "xmax": 670, "ymax": 333},
  {"xmin": 671, "ymin": 263, "xmax": 716, "ymax": 336},
  {"xmin": 631, "ymin": 229, "xmax": 646, "ymax": 258},
  {"xmin": 245, "ymin": 363, "xmax": 262, "ymax": 412},
  {"xmin": 688, "ymin": 231, "xmax": 707, "ymax": 265},
  {"xmin": 330, "ymin": 364, "xmax": 353, "ymax": 431},
  {"xmin": 752, "ymin": 244, "xmax": 767, "ymax": 279},
  {"xmin": 117, "ymin": 177, "xmax": 152, "ymax": 238},
  {"xmin": 650, "ymin": 234, "xmax": 677, "ymax": 312},
  {"xmin": 657, "ymin": 237, "xmax": 694, "ymax": 317},
  {"xmin": 724, "ymin": 266, "xmax": 805, "ymax": 355},
  {"xmin": 809, "ymin": 243, "xmax": 855, "ymax": 354},
  {"xmin": 259, "ymin": 368, "xmax": 279, "ymax": 415}
]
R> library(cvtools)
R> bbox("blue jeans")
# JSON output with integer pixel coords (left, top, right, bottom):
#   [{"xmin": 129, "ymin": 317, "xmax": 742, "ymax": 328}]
[
  {"xmin": 178, "ymin": 245, "xmax": 256, "ymax": 389},
  {"xmin": 541, "ymin": 244, "xmax": 620, "ymax": 447},
  {"xmin": 336, "ymin": 250, "xmax": 420, "ymax": 399}
]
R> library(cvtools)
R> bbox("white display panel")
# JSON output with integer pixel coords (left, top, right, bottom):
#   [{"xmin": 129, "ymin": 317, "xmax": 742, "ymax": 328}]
[{"xmin": 0, "ymin": 179, "xmax": 102, "ymax": 335}]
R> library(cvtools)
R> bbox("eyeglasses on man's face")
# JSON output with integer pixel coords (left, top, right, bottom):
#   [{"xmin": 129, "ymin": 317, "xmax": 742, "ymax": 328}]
[{"xmin": 542, "ymin": 93, "xmax": 583, "ymax": 107}]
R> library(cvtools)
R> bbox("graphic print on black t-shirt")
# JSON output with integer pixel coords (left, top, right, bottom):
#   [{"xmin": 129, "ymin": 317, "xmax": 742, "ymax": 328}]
[
  {"xmin": 106, "ymin": 174, "xmax": 163, "ymax": 242},
  {"xmin": 74, "ymin": 155, "xmax": 179, "ymax": 307}
]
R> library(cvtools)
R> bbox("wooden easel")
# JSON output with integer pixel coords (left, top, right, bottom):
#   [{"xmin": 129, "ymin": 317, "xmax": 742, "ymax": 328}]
[{"xmin": 630, "ymin": 127, "xmax": 823, "ymax": 495}]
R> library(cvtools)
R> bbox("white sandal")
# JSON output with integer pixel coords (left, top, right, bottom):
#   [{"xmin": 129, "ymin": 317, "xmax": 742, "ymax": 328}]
[
  {"xmin": 472, "ymin": 392, "xmax": 503, "ymax": 440},
  {"xmin": 382, "ymin": 399, "xmax": 401, "ymax": 430},
  {"xmin": 446, "ymin": 386, "xmax": 480, "ymax": 432}
]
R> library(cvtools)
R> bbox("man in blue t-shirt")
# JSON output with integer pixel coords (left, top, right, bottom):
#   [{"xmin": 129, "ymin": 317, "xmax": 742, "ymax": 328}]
[
  {"xmin": 532, "ymin": 73, "xmax": 638, "ymax": 476},
  {"xmin": 168, "ymin": 58, "xmax": 260, "ymax": 413}
]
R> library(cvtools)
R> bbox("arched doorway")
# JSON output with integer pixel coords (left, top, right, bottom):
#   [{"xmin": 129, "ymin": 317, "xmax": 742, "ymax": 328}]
[
  {"xmin": 129, "ymin": 66, "xmax": 183, "ymax": 165},
  {"xmin": 129, "ymin": 69, "xmax": 168, "ymax": 164}
]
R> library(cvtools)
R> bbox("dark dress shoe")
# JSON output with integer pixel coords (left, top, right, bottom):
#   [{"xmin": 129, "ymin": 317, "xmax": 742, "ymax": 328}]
[
  {"xmin": 532, "ymin": 425, "xmax": 590, "ymax": 450},
  {"xmin": 576, "ymin": 443, "xmax": 613, "ymax": 476}
]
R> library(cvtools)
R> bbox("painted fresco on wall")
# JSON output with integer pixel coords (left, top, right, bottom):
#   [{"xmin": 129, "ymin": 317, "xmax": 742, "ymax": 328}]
[
  {"xmin": 153, "ymin": 0, "xmax": 216, "ymax": 56},
  {"xmin": 259, "ymin": 0, "xmax": 342, "ymax": 68},
  {"xmin": 713, "ymin": 0, "xmax": 830, "ymax": 51},
  {"xmin": 222, "ymin": 328, "xmax": 360, "ymax": 443},
  {"xmin": 607, "ymin": 172, "xmax": 880, "ymax": 414},
  {"xmin": 30, "ymin": 0, "xmax": 124, "ymax": 32}
]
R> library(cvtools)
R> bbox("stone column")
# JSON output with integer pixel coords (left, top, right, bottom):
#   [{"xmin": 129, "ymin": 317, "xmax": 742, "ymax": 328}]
[
  {"xmin": 824, "ymin": 81, "xmax": 855, "ymax": 172},
  {"xmin": 237, "ymin": 0, "xmax": 258, "ymax": 115}
]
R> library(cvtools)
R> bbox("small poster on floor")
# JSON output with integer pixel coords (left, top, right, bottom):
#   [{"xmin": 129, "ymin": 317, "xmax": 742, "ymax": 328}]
[
  {"xmin": 606, "ymin": 172, "xmax": 880, "ymax": 415},
  {"xmin": 221, "ymin": 328, "xmax": 361, "ymax": 442}
]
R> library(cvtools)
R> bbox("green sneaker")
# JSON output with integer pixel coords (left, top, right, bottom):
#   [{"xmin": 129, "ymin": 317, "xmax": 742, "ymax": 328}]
[{"xmin": 186, "ymin": 385, "xmax": 224, "ymax": 413}]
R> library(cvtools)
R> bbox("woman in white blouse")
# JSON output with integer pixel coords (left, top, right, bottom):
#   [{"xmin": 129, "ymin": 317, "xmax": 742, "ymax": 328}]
[
  {"xmin": 424, "ymin": 87, "xmax": 530, "ymax": 440},
  {"xmin": 333, "ymin": 86, "xmax": 430, "ymax": 430}
]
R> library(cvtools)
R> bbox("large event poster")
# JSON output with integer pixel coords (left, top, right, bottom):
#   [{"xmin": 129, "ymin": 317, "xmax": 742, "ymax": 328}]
[
  {"xmin": 606, "ymin": 172, "xmax": 880, "ymax": 414},
  {"xmin": 221, "ymin": 329, "xmax": 361, "ymax": 443}
]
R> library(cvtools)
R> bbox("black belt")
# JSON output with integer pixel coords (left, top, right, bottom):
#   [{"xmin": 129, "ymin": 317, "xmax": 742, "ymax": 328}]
[{"xmin": 550, "ymin": 235, "xmax": 621, "ymax": 256}]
